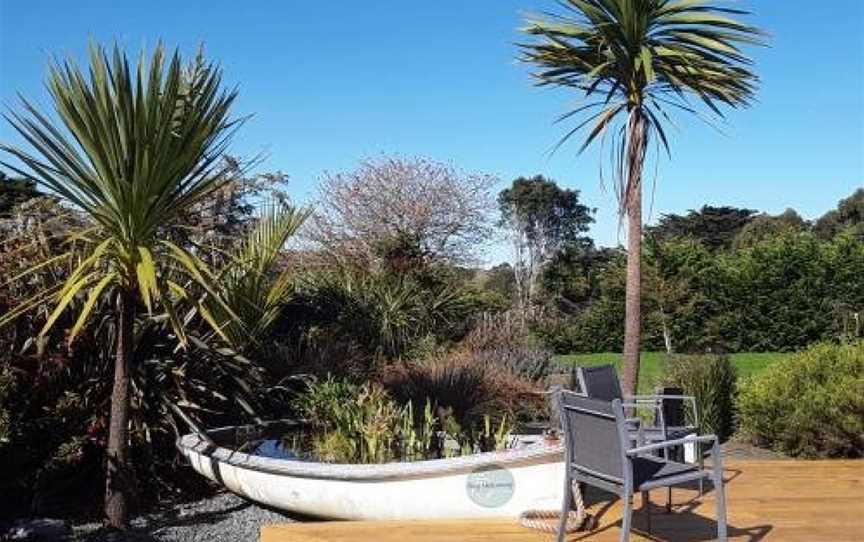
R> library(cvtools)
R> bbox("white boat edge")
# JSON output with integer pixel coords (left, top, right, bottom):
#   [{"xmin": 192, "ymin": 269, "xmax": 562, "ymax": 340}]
[{"xmin": 177, "ymin": 423, "xmax": 566, "ymax": 520}]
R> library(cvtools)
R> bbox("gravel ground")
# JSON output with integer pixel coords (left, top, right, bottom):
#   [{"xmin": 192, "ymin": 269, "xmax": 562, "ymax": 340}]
[{"xmin": 72, "ymin": 493, "xmax": 295, "ymax": 542}]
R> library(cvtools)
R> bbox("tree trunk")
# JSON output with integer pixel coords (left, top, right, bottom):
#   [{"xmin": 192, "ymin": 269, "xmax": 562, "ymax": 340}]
[
  {"xmin": 622, "ymin": 109, "xmax": 647, "ymax": 397},
  {"xmin": 662, "ymin": 315, "xmax": 673, "ymax": 355},
  {"xmin": 105, "ymin": 289, "xmax": 134, "ymax": 529}
]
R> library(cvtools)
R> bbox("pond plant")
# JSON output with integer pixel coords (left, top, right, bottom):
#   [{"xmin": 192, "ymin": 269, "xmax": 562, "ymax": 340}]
[{"xmin": 291, "ymin": 376, "xmax": 512, "ymax": 464}]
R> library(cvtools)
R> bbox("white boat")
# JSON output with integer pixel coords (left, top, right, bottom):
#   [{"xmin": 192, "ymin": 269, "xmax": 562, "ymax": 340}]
[{"xmin": 177, "ymin": 423, "xmax": 565, "ymax": 520}]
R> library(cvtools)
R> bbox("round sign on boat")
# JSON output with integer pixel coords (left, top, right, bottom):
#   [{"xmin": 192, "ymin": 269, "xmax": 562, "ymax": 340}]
[{"xmin": 466, "ymin": 464, "xmax": 515, "ymax": 508}]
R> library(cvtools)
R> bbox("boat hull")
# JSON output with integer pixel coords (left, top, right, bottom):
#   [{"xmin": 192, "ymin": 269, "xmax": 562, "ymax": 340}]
[{"xmin": 178, "ymin": 424, "xmax": 565, "ymax": 520}]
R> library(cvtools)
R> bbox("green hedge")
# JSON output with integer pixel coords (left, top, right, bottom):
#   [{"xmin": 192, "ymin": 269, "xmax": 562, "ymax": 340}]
[{"xmin": 737, "ymin": 341, "xmax": 864, "ymax": 458}]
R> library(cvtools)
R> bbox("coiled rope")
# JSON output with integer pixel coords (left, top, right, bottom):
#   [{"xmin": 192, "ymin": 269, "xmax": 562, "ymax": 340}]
[
  {"xmin": 518, "ymin": 481, "xmax": 593, "ymax": 534},
  {"xmin": 518, "ymin": 387, "xmax": 592, "ymax": 534}
]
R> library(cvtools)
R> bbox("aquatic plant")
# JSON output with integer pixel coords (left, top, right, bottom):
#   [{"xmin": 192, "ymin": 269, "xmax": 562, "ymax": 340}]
[{"xmin": 294, "ymin": 376, "xmax": 512, "ymax": 463}]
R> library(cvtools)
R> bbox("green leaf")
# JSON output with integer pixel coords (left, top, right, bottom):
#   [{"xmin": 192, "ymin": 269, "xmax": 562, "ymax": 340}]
[
  {"xmin": 641, "ymin": 47, "xmax": 655, "ymax": 83},
  {"xmin": 39, "ymin": 270, "xmax": 97, "ymax": 338},
  {"xmin": 135, "ymin": 245, "xmax": 158, "ymax": 314},
  {"xmin": 69, "ymin": 272, "xmax": 116, "ymax": 342}
]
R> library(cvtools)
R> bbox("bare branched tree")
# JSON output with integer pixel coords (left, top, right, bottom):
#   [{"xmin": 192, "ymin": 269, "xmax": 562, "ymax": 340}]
[{"xmin": 308, "ymin": 156, "xmax": 497, "ymax": 269}]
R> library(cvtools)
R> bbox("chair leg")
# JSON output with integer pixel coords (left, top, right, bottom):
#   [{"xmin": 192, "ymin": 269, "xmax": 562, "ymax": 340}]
[
  {"xmin": 697, "ymin": 442, "xmax": 705, "ymax": 495},
  {"xmin": 710, "ymin": 440, "xmax": 728, "ymax": 542},
  {"xmin": 665, "ymin": 485, "xmax": 672, "ymax": 513},
  {"xmin": 714, "ymin": 472, "xmax": 728, "ymax": 541},
  {"xmin": 557, "ymin": 474, "xmax": 573, "ymax": 542},
  {"xmin": 619, "ymin": 495, "xmax": 633, "ymax": 542},
  {"xmin": 641, "ymin": 490, "xmax": 651, "ymax": 534}
]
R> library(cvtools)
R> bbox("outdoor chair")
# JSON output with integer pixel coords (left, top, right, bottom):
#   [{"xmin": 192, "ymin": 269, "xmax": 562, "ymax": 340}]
[
  {"xmin": 576, "ymin": 366, "xmax": 699, "ymax": 438},
  {"xmin": 554, "ymin": 390, "xmax": 727, "ymax": 542},
  {"xmin": 576, "ymin": 365, "xmax": 704, "ymax": 505}
]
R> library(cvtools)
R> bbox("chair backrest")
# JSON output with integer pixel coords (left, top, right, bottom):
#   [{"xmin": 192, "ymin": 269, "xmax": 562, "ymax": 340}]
[
  {"xmin": 556, "ymin": 390, "xmax": 628, "ymax": 484},
  {"xmin": 656, "ymin": 386, "xmax": 686, "ymax": 428},
  {"xmin": 577, "ymin": 364, "xmax": 624, "ymax": 401}
]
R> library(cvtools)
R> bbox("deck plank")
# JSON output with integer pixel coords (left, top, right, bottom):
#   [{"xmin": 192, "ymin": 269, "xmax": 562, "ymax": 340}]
[{"xmin": 260, "ymin": 460, "xmax": 864, "ymax": 542}]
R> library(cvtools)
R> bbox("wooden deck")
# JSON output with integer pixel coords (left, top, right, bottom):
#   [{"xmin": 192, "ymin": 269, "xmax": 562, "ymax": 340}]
[{"xmin": 260, "ymin": 460, "xmax": 864, "ymax": 542}]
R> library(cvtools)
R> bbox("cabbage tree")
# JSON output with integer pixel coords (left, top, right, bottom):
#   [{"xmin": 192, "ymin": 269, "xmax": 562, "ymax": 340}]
[
  {"xmin": 0, "ymin": 43, "xmax": 240, "ymax": 528},
  {"xmin": 520, "ymin": 0, "xmax": 763, "ymax": 394}
]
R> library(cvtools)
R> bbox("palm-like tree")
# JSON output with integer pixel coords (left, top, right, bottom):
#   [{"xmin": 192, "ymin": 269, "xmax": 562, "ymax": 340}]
[
  {"xmin": 214, "ymin": 203, "xmax": 311, "ymax": 349},
  {"xmin": 520, "ymin": 0, "xmax": 763, "ymax": 394},
  {"xmin": 0, "ymin": 43, "xmax": 240, "ymax": 528}
]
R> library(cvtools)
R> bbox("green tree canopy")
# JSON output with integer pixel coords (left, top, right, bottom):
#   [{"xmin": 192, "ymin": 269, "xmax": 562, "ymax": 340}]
[
  {"xmin": 733, "ymin": 208, "xmax": 808, "ymax": 248},
  {"xmin": 497, "ymin": 175, "xmax": 595, "ymax": 250},
  {"xmin": 648, "ymin": 205, "xmax": 758, "ymax": 250},
  {"xmin": 815, "ymin": 188, "xmax": 864, "ymax": 240},
  {"xmin": 0, "ymin": 171, "xmax": 44, "ymax": 215},
  {"xmin": 498, "ymin": 175, "xmax": 595, "ymax": 313}
]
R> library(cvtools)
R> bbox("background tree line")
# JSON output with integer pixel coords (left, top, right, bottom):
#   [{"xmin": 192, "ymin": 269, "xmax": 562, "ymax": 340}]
[
  {"xmin": 519, "ymin": 187, "xmax": 864, "ymax": 354},
  {"xmin": 4, "ymin": 168, "xmax": 861, "ymax": 364}
]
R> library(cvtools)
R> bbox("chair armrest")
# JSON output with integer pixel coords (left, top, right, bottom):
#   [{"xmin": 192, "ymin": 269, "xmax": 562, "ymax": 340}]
[
  {"xmin": 627, "ymin": 394, "xmax": 700, "ymax": 429},
  {"xmin": 625, "ymin": 396, "xmax": 665, "ymax": 404},
  {"xmin": 624, "ymin": 401, "xmax": 662, "ymax": 415},
  {"xmin": 621, "ymin": 400, "xmax": 661, "ymax": 411},
  {"xmin": 629, "ymin": 394, "xmax": 695, "ymax": 401},
  {"xmin": 626, "ymin": 434, "xmax": 717, "ymax": 456}
]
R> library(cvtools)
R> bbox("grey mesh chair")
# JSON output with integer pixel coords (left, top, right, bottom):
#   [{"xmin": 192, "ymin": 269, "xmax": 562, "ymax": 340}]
[
  {"xmin": 577, "ymin": 365, "xmax": 698, "ymax": 423},
  {"xmin": 577, "ymin": 364, "xmax": 704, "ymax": 503},
  {"xmin": 555, "ymin": 391, "xmax": 727, "ymax": 542}
]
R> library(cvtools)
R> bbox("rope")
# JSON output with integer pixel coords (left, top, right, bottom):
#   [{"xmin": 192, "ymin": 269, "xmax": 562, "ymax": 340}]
[{"xmin": 518, "ymin": 481, "xmax": 593, "ymax": 534}]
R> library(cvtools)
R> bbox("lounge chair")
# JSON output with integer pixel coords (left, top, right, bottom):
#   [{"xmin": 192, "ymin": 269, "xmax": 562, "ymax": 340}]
[{"xmin": 554, "ymin": 391, "xmax": 727, "ymax": 542}]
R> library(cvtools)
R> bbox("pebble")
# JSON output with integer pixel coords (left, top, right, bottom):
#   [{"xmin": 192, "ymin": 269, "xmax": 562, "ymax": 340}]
[{"xmin": 72, "ymin": 493, "xmax": 294, "ymax": 542}]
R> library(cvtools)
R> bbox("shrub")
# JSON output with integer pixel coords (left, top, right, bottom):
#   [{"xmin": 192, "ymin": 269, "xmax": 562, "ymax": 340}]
[
  {"xmin": 380, "ymin": 352, "xmax": 542, "ymax": 432},
  {"xmin": 737, "ymin": 341, "xmax": 864, "ymax": 458},
  {"xmin": 460, "ymin": 312, "xmax": 553, "ymax": 382},
  {"xmin": 381, "ymin": 358, "xmax": 501, "ymax": 429},
  {"xmin": 532, "ymin": 300, "xmax": 626, "ymax": 354},
  {"xmin": 288, "ymin": 270, "xmax": 475, "ymax": 365},
  {"xmin": 663, "ymin": 354, "xmax": 737, "ymax": 441}
]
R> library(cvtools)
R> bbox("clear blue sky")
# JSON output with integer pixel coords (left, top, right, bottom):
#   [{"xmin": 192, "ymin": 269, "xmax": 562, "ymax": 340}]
[{"xmin": 1, "ymin": 1, "xmax": 862, "ymax": 258}]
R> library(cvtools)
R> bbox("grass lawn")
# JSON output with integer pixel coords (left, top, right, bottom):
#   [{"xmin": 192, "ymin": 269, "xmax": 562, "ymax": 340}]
[{"xmin": 554, "ymin": 351, "xmax": 787, "ymax": 393}]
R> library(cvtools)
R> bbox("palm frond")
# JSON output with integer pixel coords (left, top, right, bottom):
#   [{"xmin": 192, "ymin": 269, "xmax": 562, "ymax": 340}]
[
  {"xmin": 0, "ymin": 42, "xmax": 241, "ymax": 344},
  {"xmin": 520, "ymin": 0, "xmax": 765, "ymax": 215},
  {"xmin": 207, "ymin": 202, "xmax": 311, "ymax": 349}
]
